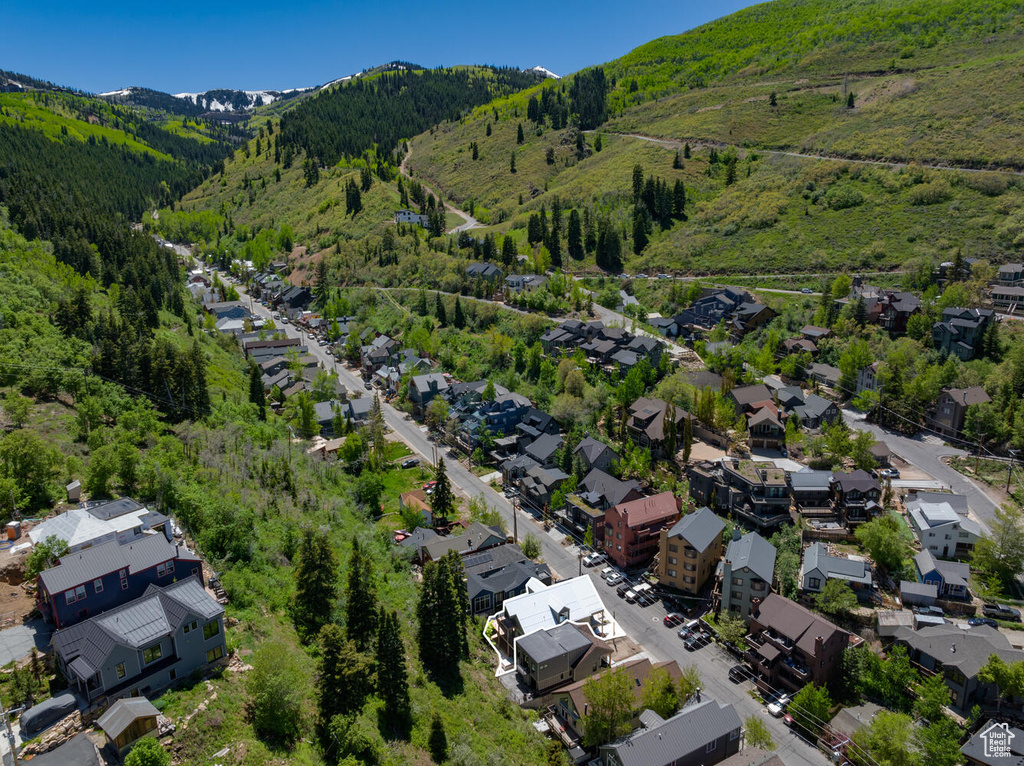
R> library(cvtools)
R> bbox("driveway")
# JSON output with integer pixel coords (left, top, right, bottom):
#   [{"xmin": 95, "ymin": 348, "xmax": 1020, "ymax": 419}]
[
  {"xmin": 0, "ymin": 618, "xmax": 51, "ymax": 666},
  {"xmin": 841, "ymin": 409, "xmax": 999, "ymax": 531}
]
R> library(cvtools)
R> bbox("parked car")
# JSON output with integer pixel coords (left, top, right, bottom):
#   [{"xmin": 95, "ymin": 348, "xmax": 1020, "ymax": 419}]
[
  {"xmin": 880, "ymin": 468, "xmax": 900, "ymax": 479},
  {"xmin": 728, "ymin": 665, "xmax": 752, "ymax": 683},
  {"xmin": 422, "ymin": 481, "xmax": 437, "ymax": 491},
  {"xmin": 800, "ymin": 287, "xmax": 814, "ymax": 294},
  {"xmin": 983, "ymin": 603, "xmax": 1021, "ymax": 621},
  {"xmin": 914, "ymin": 606, "xmax": 945, "ymax": 618},
  {"xmin": 624, "ymin": 589, "xmax": 638, "ymax": 603},
  {"xmin": 767, "ymin": 694, "xmax": 791, "ymax": 717},
  {"xmin": 683, "ymin": 631, "xmax": 708, "ymax": 651},
  {"xmin": 968, "ymin": 617, "xmax": 999, "ymax": 629},
  {"xmin": 657, "ymin": 273, "xmax": 671, "ymax": 279},
  {"xmin": 272, "ymin": 313, "xmax": 281, "ymax": 320},
  {"xmin": 676, "ymin": 619, "xmax": 700, "ymax": 640},
  {"xmin": 635, "ymin": 273, "xmax": 649, "ymax": 279},
  {"xmin": 400, "ymin": 458, "xmax": 420, "ymax": 469},
  {"xmin": 582, "ymin": 552, "xmax": 607, "ymax": 568},
  {"xmin": 664, "ymin": 613, "xmax": 685, "ymax": 628},
  {"xmin": 606, "ymin": 573, "xmax": 624, "ymax": 586},
  {"xmin": 600, "ymin": 566, "xmax": 615, "ymax": 579}
]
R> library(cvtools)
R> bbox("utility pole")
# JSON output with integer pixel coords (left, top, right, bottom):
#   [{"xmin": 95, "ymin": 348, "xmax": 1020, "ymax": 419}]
[
  {"xmin": 512, "ymin": 495, "xmax": 519, "ymax": 545},
  {"xmin": 976, "ymin": 430, "xmax": 985, "ymax": 473},
  {"xmin": 1008, "ymin": 450, "xmax": 1019, "ymax": 492}
]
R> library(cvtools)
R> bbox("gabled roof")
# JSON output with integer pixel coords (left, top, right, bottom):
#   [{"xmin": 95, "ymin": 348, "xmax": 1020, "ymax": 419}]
[
  {"xmin": 517, "ymin": 621, "xmax": 601, "ymax": 664},
  {"xmin": 410, "ymin": 372, "xmax": 449, "ymax": 395},
  {"xmin": 420, "ymin": 522, "xmax": 505, "ymax": 560},
  {"xmin": 97, "ymin": 697, "xmax": 160, "ymax": 740},
  {"xmin": 751, "ymin": 594, "xmax": 851, "ymax": 656},
  {"xmin": 468, "ymin": 559, "xmax": 551, "ymax": 603},
  {"xmin": 525, "ymin": 433, "xmax": 563, "ymax": 463},
  {"xmin": 601, "ymin": 699, "xmax": 742, "ymax": 766},
  {"xmin": 894, "ymin": 623, "xmax": 1024, "ymax": 681},
  {"xmin": 574, "ymin": 436, "xmax": 618, "ymax": 465},
  {"xmin": 832, "ymin": 470, "xmax": 879, "ymax": 493},
  {"xmin": 665, "ymin": 506, "xmax": 723, "ymax": 553},
  {"xmin": 789, "ymin": 469, "xmax": 833, "ymax": 490},
  {"xmin": 725, "ymin": 532, "xmax": 776, "ymax": 583},
  {"xmin": 39, "ymin": 536, "xmax": 198, "ymax": 594},
  {"xmin": 961, "ymin": 721, "xmax": 1024, "ymax": 766},
  {"xmin": 559, "ymin": 657, "xmax": 682, "ymax": 725},
  {"xmin": 914, "ymin": 549, "xmax": 970, "ymax": 588},
  {"xmin": 941, "ymin": 386, "xmax": 991, "ymax": 407},
  {"xmin": 580, "ymin": 468, "xmax": 640, "ymax": 508},
  {"xmin": 747, "ymin": 407, "xmax": 784, "ymax": 430},
  {"xmin": 802, "ymin": 543, "xmax": 872, "ymax": 585},
  {"xmin": 52, "ymin": 578, "xmax": 223, "ymax": 681},
  {"xmin": 729, "ymin": 384, "xmax": 773, "ymax": 407}
]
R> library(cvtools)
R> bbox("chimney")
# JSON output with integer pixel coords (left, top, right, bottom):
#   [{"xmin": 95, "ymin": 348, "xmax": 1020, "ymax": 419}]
[
  {"xmin": 733, "ymin": 527, "xmax": 742, "ymax": 542},
  {"xmin": 951, "ymin": 643, "xmax": 956, "ymax": 654}
]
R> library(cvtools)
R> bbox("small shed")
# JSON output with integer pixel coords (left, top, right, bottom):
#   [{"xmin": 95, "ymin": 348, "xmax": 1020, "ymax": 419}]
[
  {"xmin": 97, "ymin": 698, "xmax": 160, "ymax": 757},
  {"xmin": 899, "ymin": 580, "xmax": 937, "ymax": 607},
  {"xmin": 876, "ymin": 609, "xmax": 914, "ymax": 638}
]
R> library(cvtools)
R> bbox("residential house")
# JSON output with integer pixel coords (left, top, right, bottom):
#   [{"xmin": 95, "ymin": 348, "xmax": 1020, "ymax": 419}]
[
  {"xmin": 877, "ymin": 291, "xmax": 921, "ymax": 335},
  {"xmin": 515, "ymin": 408, "xmax": 561, "ymax": 447},
  {"xmin": 549, "ymin": 657, "xmax": 683, "ymax": 748},
  {"xmin": 524, "ymin": 432, "xmax": 564, "ymax": 468},
  {"xmin": 789, "ymin": 470, "xmax": 834, "ymax": 510},
  {"xmin": 998, "ymin": 263, "xmax": 1024, "ymax": 287},
  {"xmin": 674, "ymin": 287, "xmax": 750, "ymax": 330},
  {"xmin": 924, "ymin": 386, "xmax": 991, "ymax": 438},
  {"xmin": 562, "ymin": 469, "xmax": 642, "ymax": 545},
  {"xmin": 361, "ymin": 334, "xmax": 400, "ymax": 371},
  {"xmin": 492, "ymin": 576, "xmax": 612, "ymax": 657},
  {"xmin": 466, "ymin": 262, "xmax": 504, "ymax": 281},
  {"xmin": 932, "ymin": 307, "xmax": 994, "ymax": 361},
  {"xmin": 505, "ymin": 274, "xmax": 549, "ymax": 294},
  {"xmin": 515, "ymin": 622, "xmax": 611, "ymax": 693},
  {"xmin": 573, "ymin": 437, "xmax": 619, "ymax": 474},
  {"xmin": 447, "ymin": 379, "xmax": 508, "ymax": 409},
  {"xmin": 869, "ymin": 441, "xmax": 891, "ymax": 467},
  {"xmin": 97, "ymin": 698, "xmax": 160, "ymax": 758},
  {"xmin": 408, "ymin": 373, "xmax": 450, "ymax": 414},
  {"xmin": 799, "ymin": 543, "xmax": 872, "ymax": 598},
  {"xmin": 463, "ymin": 392, "xmax": 532, "ymax": 443},
  {"xmin": 29, "ymin": 501, "xmax": 172, "ymax": 554},
  {"xmin": 395, "ymin": 527, "xmax": 440, "ymax": 562},
  {"xmin": 465, "ymin": 545, "xmax": 552, "ymax": 616},
  {"xmin": 419, "ymin": 522, "xmax": 507, "ymax": 563},
  {"xmin": 914, "ymin": 549, "xmax": 971, "ymax": 599},
  {"xmin": 626, "ymin": 335, "xmax": 664, "ymax": 367},
  {"xmin": 37, "ymin": 535, "xmax": 202, "ymax": 629},
  {"xmin": 808, "ymin": 363, "xmax": 841, "ymax": 389},
  {"xmin": 727, "ymin": 384, "xmax": 773, "ymax": 416},
  {"xmin": 906, "ymin": 491, "xmax": 981, "ymax": 559},
  {"xmin": 961, "ymin": 721, "xmax": 1024, "ymax": 765},
  {"xmin": 781, "ymin": 337, "xmax": 818, "ymax": 356},
  {"xmin": 204, "ymin": 301, "xmax": 247, "ymax": 320},
  {"xmin": 277, "ymin": 285, "xmax": 312, "ymax": 313},
  {"xmin": 779, "ymin": 389, "xmax": 840, "ymax": 429},
  {"xmin": 394, "ymin": 209, "xmax": 428, "ymax": 227},
  {"xmin": 519, "ymin": 465, "xmax": 570, "ymax": 510},
  {"xmin": 899, "ymin": 580, "xmax": 939, "ymax": 608},
  {"xmin": 598, "ymin": 700, "xmax": 743, "ymax": 766},
  {"xmin": 52, "ymin": 578, "xmax": 227, "ymax": 703},
  {"xmin": 745, "ymin": 594, "xmax": 859, "ymax": 693},
  {"xmin": 658, "ymin": 507, "xmax": 724, "ymax": 596},
  {"xmin": 990, "ymin": 284, "xmax": 1024, "ymax": 309},
  {"xmin": 501, "ymin": 453, "xmax": 541, "ymax": 486},
  {"xmin": 242, "ymin": 336, "xmax": 303, "ymax": 361},
  {"xmin": 626, "ymin": 397, "xmax": 692, "ymax": 457},
  {"xmin": 801, "ymin": 326, "xmax": 832, "ymax": 342},
  {"xmin": 894, "ymin": 624, "xmax": 1024, "ymax": 710},
  {"xmin": 605, "ymin": 492, "xmax": 682, "ymax": 569},
  {"xmin": 717, "ymin": 531, "xmax": 776, "ymax": 621},
  {"xmin": 830, "ymin": 470, "xmax": 882, "ymax": 526},
  {"xmin": 747, "ymin": 407, "xmax": 785, "ymax": 451},
  {"xmin": 730, "ymin": 302, "xmax": 777, "ymax": 337},
  {"xmin": 398, "ymin": 490, "xmax": 432, "ymax": 528},
  {"xmin": 856, "ymin": 362, "xmax": 881, "ymax": 394},
  {"xmin": 687, "ymin": 459, "xmax": 791, "ymax": 530}
]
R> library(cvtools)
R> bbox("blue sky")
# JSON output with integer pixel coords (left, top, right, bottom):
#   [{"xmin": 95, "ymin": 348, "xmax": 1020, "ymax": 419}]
[{"xmin": 4, "ymin": 0, "xmax": 755, "ymax": 93}]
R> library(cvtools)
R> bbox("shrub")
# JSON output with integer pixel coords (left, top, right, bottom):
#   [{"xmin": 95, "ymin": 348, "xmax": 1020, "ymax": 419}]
[
  {"xmin": 825, "ymin": 184, "xmax": 864, "ymax": 210},
  {"xmin": 908, "ymin": 179, "xmax": 953, "ymax": 205}
]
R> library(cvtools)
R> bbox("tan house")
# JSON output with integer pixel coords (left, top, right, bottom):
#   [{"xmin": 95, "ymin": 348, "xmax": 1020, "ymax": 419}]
[
  {"xmin": 657, "ymin": 506, "xmax": 725, "ymax": 595},
  {"xmin": 924, "ymin": 386, "xmax": 990, "ymax": 438}
]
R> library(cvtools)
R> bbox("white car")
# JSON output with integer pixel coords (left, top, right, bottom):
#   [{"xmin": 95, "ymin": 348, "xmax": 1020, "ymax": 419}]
[
  {"xmin": 605, "ymin": 573, "xmax": 624, "ymax": 586},
  {"xmin": 767, "ymin": 694, "xmax": 790, "ymax": 717},
  {"xmin": 582, "ymin": 552, "xmax": 606, "ymax": 567},
  {"xmin": 599, "ymin": 566, "xmax": 615, "ymax": 579}
]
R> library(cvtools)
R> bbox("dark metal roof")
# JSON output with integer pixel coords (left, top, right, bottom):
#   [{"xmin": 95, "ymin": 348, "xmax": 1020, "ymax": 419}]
[
  {"xmin": 97, "ymin": 697, "xmax": 159, "ymax": 740},
  {"xmin": 39, "ymin": 536, "xmax": 199, "ymax": 594}
]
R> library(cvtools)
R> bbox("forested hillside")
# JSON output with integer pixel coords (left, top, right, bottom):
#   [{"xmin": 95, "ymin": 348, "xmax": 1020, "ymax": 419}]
[{"xmin": 405, "ymin": 0, "xmax": 1024, "ymax": 275}]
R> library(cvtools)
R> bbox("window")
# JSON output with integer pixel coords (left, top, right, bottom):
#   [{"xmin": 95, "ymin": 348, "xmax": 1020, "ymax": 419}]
[
  {"xmin": 730, "ymin": 728, "xmax": 740, "ymax": 741},
  {"xmin": 184, "ymin": 620, "xmax": 198, "ymax": 634},
  {"xmin": 203, "ymin": 621, "xmax": 221, "ymax": 640},
  {"xmin": 121, "ymin": 578, "xmax": 129, "ymax": 591},
  {"xmin": 115, "ymin": 663, "xmax": 126, "ymax": 679},
  {"xmin": 683, "ymin": 576, "xmax": 695, "ymax": 584},
  {"xmin": 732, "ymin": 591, "xmax": 743, "ymax": 600},
  {"xmin": 669, "ymin": 544, "xmax": 678, "ymax": 553},
  {"xmin": 684, "ymin": 563, "xmax": 696, "ymax": 572},
  {"xmin": 808, "ymin": 577, "xmax": 821, "ymax": 589},
  {"xmin": 93, "ymin": 579, "xmax": 104, "ymax": 594},
  {"xmin": 157, "ymin": 561, "xmax": 175, "ymax": 577},
  {"xmin": 472, "ymin": 595, "xmax": 491, "ymax": 614},
  {"xmin": 206, "ymin": 646, "xmax": 224, "ymax": 663},
  {"xmin": 706, "ymin": 738, "xmax": 718, "ymax": 753},
  {"xmin": 169, "ymin": 669, "xmax": 176, "ymax": 681},
  {"xmin": 65, "ymin": 585, "xmax": 87, "ymax": 605},
  {"xmin": 668, "ymin": 557, "xmax": 677, "ymax": 565},
  {"xmin": 731, "ymin": 577, "xmax": 743, "ymax": 586},
  {"xmin": 119, "ymin": 569, "xmax": 127, "ymax": 578},
  {"xmin": 143, "ymin": 644, "xmax": 163, "ymax": 664},
  {"xmin": 668, "ymin": 570, "xmax": 676, "ymax": 578}
]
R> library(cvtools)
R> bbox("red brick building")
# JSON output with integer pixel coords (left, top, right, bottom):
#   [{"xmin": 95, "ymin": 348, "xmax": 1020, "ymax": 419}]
[{"xmin": 604, "ymin": 492, "xmax": 682, "ymax": 569}]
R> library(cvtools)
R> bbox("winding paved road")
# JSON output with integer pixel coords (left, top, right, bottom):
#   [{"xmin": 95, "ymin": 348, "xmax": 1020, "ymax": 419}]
[{"xmin": 399, "ymin": 142, "xmax": 482, "ymax": 234}]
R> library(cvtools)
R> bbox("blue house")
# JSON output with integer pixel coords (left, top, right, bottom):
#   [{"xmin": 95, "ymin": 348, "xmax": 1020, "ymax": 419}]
[
  {"xmin": 53, "ymin": 578, "xmax": 227, "ymax": 703},
  {"xmin": 914, "ymin": 549, "xmax": 970, "ymax": 600},
  {"xmin": 37, "ymin": 536, "xmax": 202, "ymax": 629}
]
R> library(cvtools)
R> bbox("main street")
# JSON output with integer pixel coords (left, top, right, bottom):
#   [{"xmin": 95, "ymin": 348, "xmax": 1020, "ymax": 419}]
[{"xmin": 227, "ymin": 276, "xmax": 826, "ymax": 766}]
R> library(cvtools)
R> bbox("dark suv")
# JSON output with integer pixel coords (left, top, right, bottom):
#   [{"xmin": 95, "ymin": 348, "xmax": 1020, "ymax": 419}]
[{"xmin": 982, "ymin": 603, "xmax": 1021, "ymax": 621}]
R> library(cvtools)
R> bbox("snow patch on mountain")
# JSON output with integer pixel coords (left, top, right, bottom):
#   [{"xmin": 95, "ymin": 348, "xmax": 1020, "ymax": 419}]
[{"xmin": 526, "ymin": 66, "xmax": 560, "ymax": 79}]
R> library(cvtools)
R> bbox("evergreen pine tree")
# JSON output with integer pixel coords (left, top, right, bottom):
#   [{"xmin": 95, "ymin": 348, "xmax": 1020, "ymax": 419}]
[
  {"xmin": 672, "ymin": 151, "xmax": 682, "ymax": 169},
  {"xmin": 501, "ymin": 235, "xmax": 517, "ymax": 267},
  {"xmin": 417, "ymin": 552, "xmax": 468, "ymax": 681},
  {"xmin": 344, "ymin": 537, "xmax": 378, "ymax": 652},
  {"xmin": 453, "ymin": 296, "xmax": 466, "ymax": 329},
  {"xmin": 376, "ymin": 609, "xmax": 411, "ymax": 736},
  {"xmin": 567, "ymin": 209, "xmax": 583, "ymax": 260},
  {"xmin": 435, "ymin": 293, "xmax": 447, "ymax": 326},
  {"xmin": 248, "ymin": 364, "xmax": 266, "ymax": 421},
  {"xmin": 517, "ymin": 123, "xmax": 524, "ymax": 144},
  {"xmin": 632, "ymin": 164, "xmax": 644, "ymax": 201},
  {"xmin": 632, "ymin": 206, "xmax": 650, "ymax": 255},
  {"xmin": 430, "ymin": 456, "xmax": 455, "ymax": 527},
  {"xmin": 683, "ymin": 142, "xmax": 691, "ymax": 159},
  {"xmin": 847, "ymin": 91, "xmax": 856, "ymax": 108},
  {"xmin": 510, "ymin": 152, "xmax": 517, "ymax": 173},
  {"xmin": 673, "ymin": 180, "xmax": 687, "ymax": 217},
  {"xmin": 769, "ymin": 91, "xmax": 778, "ymax": 107},
  {"xmin": 293, "ymin": 527, "xmax": 339, "ymax": 641},
  {"xmin": 485, "ymin": 122, "xmax": 491, "ymax": 136},
  {"xmin": 664, "ymin": 403, "xmax": 678, "ymax": 458},
  {"xmin": 315, "ymin": 624, "xmax": 372, "ymax": 750},
  {"xmin": 682, "ymin": 416, "xmax": 693, "ymax": 463},
  {"xmin": 416, "ymin": 289, "xmax": 428, "ymax": 316}
]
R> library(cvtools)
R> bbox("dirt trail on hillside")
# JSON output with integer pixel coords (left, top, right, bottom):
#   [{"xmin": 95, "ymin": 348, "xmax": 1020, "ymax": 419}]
[{"xmin": 399, "ymin": 142, "xmax": 482, "ymax": 234}]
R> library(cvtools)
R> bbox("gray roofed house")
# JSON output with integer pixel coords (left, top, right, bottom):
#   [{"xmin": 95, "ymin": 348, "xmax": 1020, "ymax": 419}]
[
  {"xmin": 899, "ymin": 580, "xmax": 938, "ymax": 606},
  {"xmin": 894, "ymin": 624, "xmax": 1024, "ymax": 709},
  {"xmin": 789, "ymin": 469, "xmax": 834, "ymax": 508},
  {"xmin": 800, "ymin": 543, "xmax": 872, "ymax": 596},
  {"xmin": 598, "ymin": 699, "xmax": 742, "ymax": 766},
  {"xmin": 574, "ymin": 437, "xmax": 619, "ymax": 474},
  {"xmin": 466, "ymin": 262, "xmax": 504, "ymax": 280},
  {"xmin": 718, "ymin": 531, "xmax": 776, "ymax": 621},
  {"xmin": 519, "ymin": 465, "xmax": 570, "ymax": 508},
  {"xmin": 579, "ymin": 468, "xmax": 642, "ymax": 510},
  {"xmin": 658, "ymin": 506, "xmax": 724, "ymax": 595},
  {"xmin": 516, "ymin": 622, "xmax": 611, "ymax": 693},
  {"xmin": 788, "ymin": 392, "xmax": 840, "ymax": 429},
  {"xmin": 525, "ymin": 432, "xmax": 564, "ymax": 467},
  {"xmin": 408, "ymin": 372, "xmax": 450, "ymax": 412},
  {"xmin": 961, "ymin": 721, "xmax": 1024, "ymax": 766},
  {"xmin": 665, "ymin": 507, "xmax": 725, "ymax": 554},
  {"xmin": 467, "ymin": 557, "xmax": 551, "ymax": 615},
  {"xmin": 52, "ymin": 578, "xmax": 227, "ymax": 703},
  {"xmin": 419, "ymin": 522, "xmax": 507, "ymax": 562},
  {"xmin": 914, "ymin": 549, "xmax": 971, "ymax": 599},
  {"xmin": 396, "ymin": 527, "xmax": 440, "ymax": 561},
  {"xmin": 808, "ymin": 362, "xmax": 841, "ymax": 388},
  {"xmin": 727, "ymin": 384, "xmax": 773, "ymax": 414},
  {"xmin": 906, "ymin": 491, "xmax": 981, "ymax": 559},
  {"xmin": 27, "ymin": 733, "xmax": 101, "ymax": 766}
]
